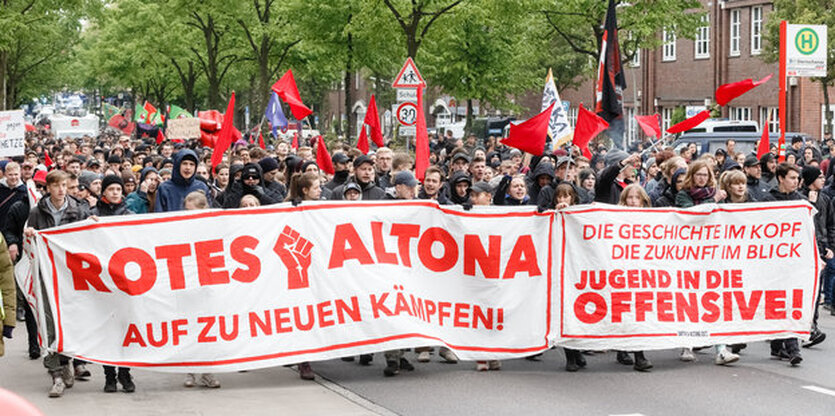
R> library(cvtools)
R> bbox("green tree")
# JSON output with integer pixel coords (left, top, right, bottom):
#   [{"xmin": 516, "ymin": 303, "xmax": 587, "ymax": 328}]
[
  {"xmin": 764, "ymin": 0, "xmax": 835, "ymax": 137},
  {"xmin": 381, "ymin": 0, "xmax": 465, "ymax": 59}
]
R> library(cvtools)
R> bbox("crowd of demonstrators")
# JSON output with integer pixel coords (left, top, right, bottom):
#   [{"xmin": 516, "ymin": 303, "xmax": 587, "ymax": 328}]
[{"xmin": 1, "ymin": 124, "xmax": 833, "ymax": 394}]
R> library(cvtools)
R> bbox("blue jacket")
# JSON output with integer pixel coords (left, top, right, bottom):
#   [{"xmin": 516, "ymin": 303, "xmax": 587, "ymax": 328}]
[{"xmin": 154, "ymin": 149, "xmax": 210, "ymax": 212}]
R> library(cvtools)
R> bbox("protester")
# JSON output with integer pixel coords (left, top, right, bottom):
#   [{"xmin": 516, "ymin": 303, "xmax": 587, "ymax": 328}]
[
  {"xmin": 125, "ymin": 167, "xmax": 160, "ymax": 214},
  {"xmin": 0, "ymin": 162, "xmax": 27, "ymax": 232},
  {"xmin": 24, "ymin": 170, "xmax": 90, "ymax": 397},
  {"xmin": 154, "ymin": 149, "xmax": 210, "ymax": 212},
  {"xmin": 0, "ymin": 234, "xmax": 15, "ymax": 359}
]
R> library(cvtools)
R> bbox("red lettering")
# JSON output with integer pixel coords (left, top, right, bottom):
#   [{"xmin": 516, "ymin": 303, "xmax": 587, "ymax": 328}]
[
  {"xmin": 198, "ymin": 316, "xmax": 217, "ymax": 343},
  {"xmin": 147, "ymin": 322, "xmax": 168, "ymax": 347},
  {"xmin": 230, "ymin": 235, "xmax": 260, "ymax": 283},
  {"xmin": 454, "ymin": 303, "xmax": 470, "ymax": 328},
  {"xmin": 317, "ymin": 301, "xmax": 335, "ymax": 328},
  {"xmin": 195, "ymin": 239, "xmax": 229, "ymax": 286},
  {"xmin": 463, "ymin": 235, "xmax": 500, "ymax": 278},
  {"xmin": 109, "ymin": 247, "xmax": 156, "ymax": 296},
  {"xmin": 700, "ymin": 291, "xmax": 720, "ymax": 322},
  {"xmin": 154, "ymin": 244, "xmax": 191, "ymax": 290},
  {"xmin": 764, "ymin": 290, "xmax": 787, "ymax": 319},
  {"xmin": 657, "ymin": 292, "xmax": 674, "ymax": 322},
  {"xmin": 574, "ymin": 292, "xmax": 607, "ymax": 324},
  {"xmin": 122, "ymin": 323, "xmax": 146, "ymax": 347},
  {"xmin": 329, "ymin": 224, "xmax": 374, "ymax": 268},
  {"xmin": 66, "ymin": 252, "xmax": 109, "ymax": 292},
  {"xmin": 634, "ymin": 291, "xmax": 653, "ymax": 322},
  {"xmin": 172, "ymin": 319, "xmax": 188, "ymax": 345},
  {"xmin": 610, "ymin": 292, "xmax": 631, "ymax": 323},
  {"xmin": 502, "ymin": 235, "xmax": 541, "ymax": 279},
  {"xmin": 418, "ymin": 227, "xmax": 458, "ymax": 272},
  {"xmin": 389, "ymin": 224, "xmax": 420, "ymax": 267},
  {"xmin": 371, "ymin": 222, "xmax": 398, "ymax": 264}
]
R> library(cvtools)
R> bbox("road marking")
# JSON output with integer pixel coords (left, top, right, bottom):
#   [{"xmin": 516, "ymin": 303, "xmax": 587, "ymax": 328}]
[
  {"xmin": 610, "ymin": 414, "xmax": 645, "ymax": 416},
  {"xmin": 802, "ymin": 385, "xmax": 835, "ymax": 397}
]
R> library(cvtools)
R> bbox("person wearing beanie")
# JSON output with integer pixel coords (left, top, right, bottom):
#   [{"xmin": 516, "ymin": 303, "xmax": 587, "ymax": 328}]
[
  {"xmin": 222, "ymin": 162, "xmax": 282, "ymax": 208},
  {"xmin": 90, "ymin": 174, "xmax": 136, "ymax": 392},
  {"xmin": 797, "ymin": 164, "xmax": 831, "ymax": 346},
  {"xmin": 760, "ymin": 152, "xmax": 777, "ymax": 188},
  {"xmin": 258, "ymin": 157, "xmax": 287, "ymax": 202},
  {"xmin": 328, "ymin": 155, "xmax": 385, "ymax": 200},
  {"xmin": 325, "ymin": 153, "xmax": 351, "ymax": 191}
]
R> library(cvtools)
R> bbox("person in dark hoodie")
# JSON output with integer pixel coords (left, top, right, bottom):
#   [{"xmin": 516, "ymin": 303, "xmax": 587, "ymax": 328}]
[
  {"xmin": 767, "ymin": 163, "xmax": 804, "ymax": 366},
  {"xmin": 760, "ymin": 152, "xmax": 778, "ymax": 188},
  {"xmin": 154, "ymin": 149, "xmax": 210, "ymax": 212},
  {"xmin": 325, "ymin": 152, "xmax": 351, "ymax": 191},
  {"xmin": 90, "ymin": 175, "xmax": 136, "ymax": 393},
  {"xmin": 493, "ymin": 173, "xmax": 529, "ymax": 205},
  {"xmin": 125, "ymin": 167, "xmax": 160, "ymax": 214},
  {"xmin": 595, "ymin": 151, "xmax": 641, "ymax": 204},
  {"xmin": 0, "ymin": 162, "xmax": 27, "ymax": 233},
  {"xmin": 526, "ymin": 160, "xmax": 555, "ymax": 205},
  {"xmin": 258, "ymin": 157, "xmax": 287, "ymax": 201},
  {"xmin": 798, "ymin": 166, "xmax": 830, "ymax": 347},
  {"xmin": 742, "ymin": 155, "xmax": 774, "ymax": 201},
  {"xmin": 222, "ymin": 163, "xmax": 282, "ymax": 208},
  {"xmin": 329, "ymin": 155, "xmax": 385, "ymax": 200},
  {"xmin": 449, "ymin": 171, "xmax": 473, "ymax": 206},
  {"xmin": 216, "ymin": 164, "xmax": 245, "ymax": 207}
]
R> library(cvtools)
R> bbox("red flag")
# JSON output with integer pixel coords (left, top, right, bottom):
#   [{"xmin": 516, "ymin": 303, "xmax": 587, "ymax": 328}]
[
  {"xmin": 291, "ymin": 132, "xmax": 299, "ymax": 150},
  {"xmin": 211, "ymin": 92, "xmax": 236, "ymax": 168},
  {"xmin": 44, "ymin": 150, "xmax": 53, "ymax": 168},
  {"xmin": 357, "ymin": 125, "xmax": 370, "ymax": 154},
  {"xmin": 156, "ymin": 129, "xmax": 166, "ymax": 145},
  {"xmin": 414, "ymin": 85, "xmax": 430, "ymax": 181},
  {"xmin": 500, "ymin": 103, "xmax": 554, "ymax": 156},
  {"xmin": 666, "ymin": 110, "xmax": 710, "ymax": 134},
  {"xmin": 316, "ymin": 135, "xmax": 335, "ymax": 175},
  {"xmin": 757, "ymin": 123, "xmax": 770, "ymax": 159},
  {"xmin": 574, "ymin": 104, "xmax": 610, "ymax": 159},
  {"xmin": 365, "ymin": 95, "xmax": 384, "ymax": 147},
  {"xmin": 595, "ymin": 0, "xmax": 626, "ymax": 122},
  {"xmin": 258, "ymin": 130, "xmax": 266, "ymax": 149},
  {"xmin": 271, "ymin": 70, "xmax": 313, "ymax": 120},
  {"xmin": 715, "ymin": 74, "xmax": 773, "ymax": 107},
  {"xmin": 143, "ymin": 101, "xmax": 157, "ymax": 124},
  {"xmin": 635, "ymin": 114, "xmax": 661, "ymax": 138}
]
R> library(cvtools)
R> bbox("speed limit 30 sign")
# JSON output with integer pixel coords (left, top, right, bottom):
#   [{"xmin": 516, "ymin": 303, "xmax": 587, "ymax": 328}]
[{"xmin": 396, "ymin": 102, "xmax": 418, "ymax": 126}]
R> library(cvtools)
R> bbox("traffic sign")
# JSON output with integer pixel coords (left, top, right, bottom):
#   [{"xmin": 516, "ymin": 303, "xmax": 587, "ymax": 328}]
[
  {"xmin": 787, "ymin": 24, "xmax": 827, "ymax": 77},
  {"xmin": 396, "ymin": 88, "xmax": 417, "ymax": 103},
  {"xmin": 399, "ymin": 125, "xmax": 416, "ymax": 136},
  {"xmin": 392, "ymin": 57, "xmax": 425, "ymax": 88},
  {"xmin": 396, "ymin": 102, "xmax": 418, "ymax": 126}
]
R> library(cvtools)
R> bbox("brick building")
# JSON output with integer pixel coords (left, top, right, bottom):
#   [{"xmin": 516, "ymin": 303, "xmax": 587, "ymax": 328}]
[{"xmin": 547, "ymin": 0, "xmax": 834, "ymax": 147}]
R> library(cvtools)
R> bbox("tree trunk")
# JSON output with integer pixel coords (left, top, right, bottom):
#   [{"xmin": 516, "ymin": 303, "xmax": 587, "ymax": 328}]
[
  {"xmin": 466, "ymin": 99, "xmax": 474, "ymax": 134},
  {"xmin": 344, "ymin": 15, "xmax": 354, "ymax": 142},
  {"xmin": 0, "ymin": 50, "xmax": 6, "ymax": 111}
]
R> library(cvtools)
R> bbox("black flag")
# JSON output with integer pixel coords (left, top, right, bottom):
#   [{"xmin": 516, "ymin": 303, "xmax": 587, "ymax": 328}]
[{"xmin": 595, "ymin": 0, "xmax": 627, "ymax": 122}]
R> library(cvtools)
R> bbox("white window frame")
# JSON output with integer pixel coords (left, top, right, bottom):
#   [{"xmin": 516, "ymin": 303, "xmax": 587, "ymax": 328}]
[
  {"xmin": 624, "ymin": 107, "xmax": 637, "ymax": 145},
  {"xmin": 822, "ymin": 105, "xmax": 835, "ymax": 139},
  {"xmin": 730, "ymin": 9, "xmax": 741, "ymax": 57},
  {"xmin": 759, "ymin": 107, "xmax": 779, "ymax": 133},
  {"xmin": 626, "ymin": 32, "xmax": 640, "ymax": 67},
  {"xmin": 695, "ymin": 15, "xmax": 710, "ymax": 59},
  {"xmin": 751, "ymin": 7, "xmax": 763, "ymax": 55},
  {"xmin": 730, "ymin": 106, "xmax": 751, "ymax": 121},
  {"xmin": 568, "ymin": 107, "xmax": 578, "ymax": 128},
  {"xmin": 662, "ymin": 107, "xmax": 674, "ymax": 131},
  {"xmin": 662, "ymin": 29, "xmax": 676, "ymax": 62}
]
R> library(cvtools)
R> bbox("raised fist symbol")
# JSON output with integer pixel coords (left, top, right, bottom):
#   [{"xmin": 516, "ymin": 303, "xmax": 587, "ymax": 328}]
[{"xmin": 273, "ymin": 226, "xmax": 314, "ymax": 289}]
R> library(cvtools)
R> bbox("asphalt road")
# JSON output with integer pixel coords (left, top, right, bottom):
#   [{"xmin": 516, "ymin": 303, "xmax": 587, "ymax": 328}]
[{"xmin": 313, "ymin": 310, "xmax": 835, "ymax": 416}]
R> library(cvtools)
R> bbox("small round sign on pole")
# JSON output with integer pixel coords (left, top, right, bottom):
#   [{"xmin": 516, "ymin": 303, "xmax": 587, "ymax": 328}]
[{"xmin": 396, "ymin": 102, "xmax": 418, "ymax": 126}]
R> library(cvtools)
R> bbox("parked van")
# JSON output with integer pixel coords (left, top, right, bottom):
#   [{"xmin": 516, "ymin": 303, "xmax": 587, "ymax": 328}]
[{"xmin": 686, "ymin": 119, "xmax": 759, "ymax": 133}]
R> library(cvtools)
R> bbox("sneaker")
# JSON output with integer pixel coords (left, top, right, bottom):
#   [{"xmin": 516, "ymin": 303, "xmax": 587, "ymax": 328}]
[
  {"xmin": 417, "ymin": 351, "xmax": 431, "ymax": 363},
  {"xmin": 399, "ymin": 358, "xmax": 414, "ymax": 371},
  {"xmin": 61, "ymin": 365, "xmax": 74, "ymax": 388},
  {"xmin": 74, "ymin": 364, "xmax": 91, "ymax": 380},
  {"xmin": 439, "ymin": 348, "xmax": 458, "ymax": 364},
  {"xmin": 29, "ymin": 349, "xmax": 41, "ymax": 360},
  {"xmin": 298, "ymin": 363, "xmax": 315, "ymax": 381},
  {"xmin": 715, "ymin": 351, "xmax": 740, "ymax": 365},
  {"xmin": 616, "ymin": 351, "xmax": 634, "ymax": 365},
  {"xmin": 488, "ymin": 360, "xmax": 502, "ymax": 371},
  {"xmin": 103, "ymin": 375, "xmax": 117, "ymax": 393},
  {"xmin": 789, "ymin": 353, "xmax": 803, "ymax": 366},
  {"xmin": 476, "ymin": 361, "xmax": 489, "ymax": 371},
  {"xmin": 340, "ymin": 356, "xmax": 355, "ymax": 362},
  {"xmin": 183, "ymin": 373, "xmax": 196, "ymax": 388},
  {"xmin": 383, "ymin": 360, "xmax": 399, "ymax": 377},
  {"xmin": 49, "ymin": 376, "xmax": 65, "ymax": 398},
  {"xmin": 679, "ymin": 348, "xmax": 695, "ymax": 362},
  {"xmin": 199, "ymin": 373, "xmax": 221, "ymax": 388},
  {"xmin": 359, "ymin": 354, "xmax": 373, "ymax": 366},
  {"xmin": 802, "ymin": 330, "xmax": 826, "ymax": 348}
]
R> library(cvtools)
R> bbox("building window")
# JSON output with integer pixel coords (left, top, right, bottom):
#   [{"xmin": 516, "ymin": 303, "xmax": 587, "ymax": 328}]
[
  {"xmin": 662, "ymin": 107, "xmax": 674, "ymax": 131},
  {"xmin": 751, "ymin": 7, "xmax": 762, "ymax": 55},
  {"xmin": 822, "ymin": 105, "xmax": 835, "ymax": 139},
  {"xmin": 631, "ymin": 48, "xmax": 641, "ymax": 67},
  {"xmin": 760, "ymin": 107, "xmax": 779, "ymax": 133},
  {"xmin": 730, "ymin": 106, "xmax": 751, "ymax": 121},
  {"xmin": 662, "ymin": 29, "xmax": 676, "ymax": 61},
  {"xmin": 730, "ymin": 9, "xmax": 741, "ymax": 57},
  {"xmin": 625, "ymin": 107, "xmax": 637, "ymax": 145},
  {"xmin": 568, "ymin": 107, "xmax": 578, "ymax": 128},
  {"xmin": 695, "ymin": 15, "xmax": 710, "ymax": 59}
]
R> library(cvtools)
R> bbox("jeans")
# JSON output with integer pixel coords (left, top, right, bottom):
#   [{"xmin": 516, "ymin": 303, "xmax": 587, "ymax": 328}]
[{"xmin": 823, "ymin": 258, "xmax": 835, "ymax": 305}]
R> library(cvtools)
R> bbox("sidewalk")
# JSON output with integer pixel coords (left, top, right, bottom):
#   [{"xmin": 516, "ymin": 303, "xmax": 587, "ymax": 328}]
[{"xmin": 0, "ymin": 333, "xmax": 382, "ymax": 416}]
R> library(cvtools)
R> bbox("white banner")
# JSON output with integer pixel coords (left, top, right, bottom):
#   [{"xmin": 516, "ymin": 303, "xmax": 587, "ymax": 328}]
[
  {"xmin": 0, "ymin": 110, "xmax": 26, "ymax": 157},
  {"xmin": 557, "ymin": 202, "xmax": 818, "ymax": 350},
  {"xmin": 34, "ymin": 201, "xmax": 553, "ymax": 372}
]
